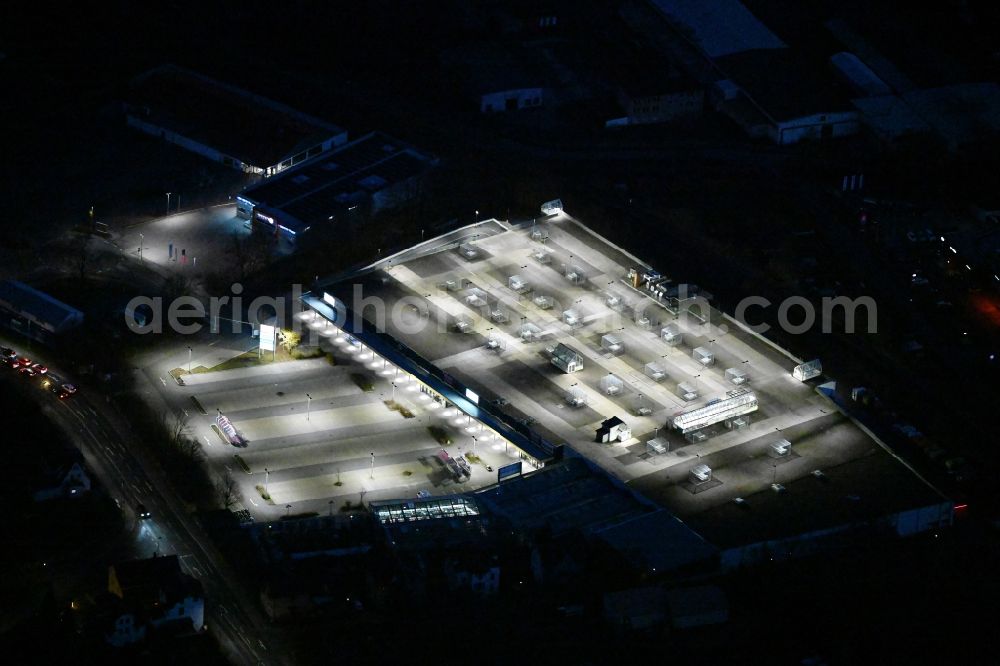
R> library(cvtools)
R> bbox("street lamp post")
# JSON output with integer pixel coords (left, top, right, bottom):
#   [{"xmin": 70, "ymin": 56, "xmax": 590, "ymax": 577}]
[
  {"xmin": 166, "ymin": 192, "xmax": 171, "ymax": 214},
  {"xmin": 138, "ymin": 233, "xmax": 144, "ymax": 262},
  {"xmin": 187, "ymin": 346, "xmax": 192, "ymax": 374},
  {"xmin": 306, "ymin": 393, "xmax": 312, "ymax": 421},
  {"xmin": 370, "ymin": 452, "xmax": 375, "ymax": 479},
  {"xmin": 264, "ymin": 467, "xmax": 269, "ymax": 495}
]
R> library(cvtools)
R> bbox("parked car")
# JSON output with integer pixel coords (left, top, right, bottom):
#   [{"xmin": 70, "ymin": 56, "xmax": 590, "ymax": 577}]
[
  {"xmin": 0, "ymin": 347, "xmax": 15, "ymax": 359},
  {"xmin": 19, "ymin": 366, "xmax": 37, "ymax": 377},
  {"xmin": 58, "ymin": 384, "xmax": 78, "ymax": 399},
  {"xmin": 30, "ymin": 363, "xmax": 47, "ymax": 375},
  {"xmin": 136, "ymin": 503, "xmax": 151, "ymax": 519}
]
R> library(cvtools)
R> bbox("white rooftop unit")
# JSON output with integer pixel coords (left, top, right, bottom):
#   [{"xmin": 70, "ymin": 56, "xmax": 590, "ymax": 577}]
[
  {"xmin": 601, "ymin": 334, "xmax": 624, "ymax": 355},
  {"xmin": 533, "ymin": 294, "xmax": 554, "ymax": 310},
  {"xmin": 565, "ymin": 387, "xmax": 588, "ymax": 407},
  {"xmin": 565, "ymin": 265, "xmax": 586, "ymax": 284},
  {"xmin": 690, "ymin": 464, "xmax": 712, "ymax": 484},
  {"xmin": 661, "ymin": 324, "xmax": 682, "ymax": 345},
  {"xmin": 677, "ymin": 382, "xmax": 698, "ymax": 402},
  {"xmin": 692, "ymin": 346, "xmax": 715, "ymax": 366},
  {"xmin": 532, "ymin": 249, "xmax": 552, "ymax": 264},
  {"xmin": 443, "ymin": 278, "xmax": 462, "ymax": 291},
  {"xmin": 508, "ymin": 275, "xmax": 529, "ymax": 292},
  {"xmin": 458, "ymin": 243, "xmax": 480, "ymax": 260},
  {"xmin": 647, "ymin": 438, "xmax": 668, "ymax": 455},
  {"xmin": 671, "ymin": 388, "xmax": 758, "ymax": 434},
  {"xmin": 770, "ymin": 439, "xmax": 792, "ymax": 457},
  {"xmin": 453, "ymin": 315, "xmax": 474, "ymax": 333},
  {"xmin": 600, "ymin": 373, "xmax": 624, "ymax": 396},
  {"xmin": 725, "ymin": 367, "xmax": 748, "ymax": 384},
  {"xmin": 562, "ymin": 309, "xmax": 581, "ymax": 326},
  {"xmin": 793, "ymin": 359, "xmax": 822, "ymax": 381},
  {"xmin": 541, "ymin": 198, "xmax": 563, "ymax": 215},
  {"xmin": 644, "ymin": 362, "xmax": 666, "ymax": 382},
  {"xmin": 605, "ymin": 293, "xmax": 621, "ymax": 309},
  {"xmin": 551, "ymin": 343, "xmax": 583, "ymax": 373},
  {"xmin": 465, "ymin": 288, "xmax": 487, "ymax": 307},
  {"xmin": 490, "ymin": 307, "xmax": 509, "ymax": 323},
  {"xmin": 520, "ymin": 322, "xmax": 542, "ymax": 341}
]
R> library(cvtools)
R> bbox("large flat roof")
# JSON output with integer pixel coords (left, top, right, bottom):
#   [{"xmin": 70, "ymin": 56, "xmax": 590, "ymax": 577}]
[
  {"xmin": 243, "ymin": 132, "xmax": 436, "ymax": 233},
  {"xmin": 649, "ymin": 0, "xmax": 786, "ymax": 59},
  {"xmin": 128, "ymin": 65, "xmax": 345, "ymax": 168},
  {"xmin": 716, "ymin": 48, "xmax": 854, "ymax": 121},
  {"xmin": 314, "ymin": 214, "xmax": 950, "ymax": 550},
  {"xmin": 476, "ymin": 457, "xmax": 717, "ymax": 573},
  {"xmin": 0, "ymin": 280, "xmax": 83, "ymax": 333},
  {"xmin": 684, "ymin": 445, "xmax": 947, "ymax": 549}
]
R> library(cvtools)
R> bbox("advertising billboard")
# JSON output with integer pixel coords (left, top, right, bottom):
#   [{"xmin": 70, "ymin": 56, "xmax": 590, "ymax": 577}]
[
  {"xmin": 498, "ymin": 461, "xmax": 522, "ymax": 482},
  {"xmin": 260, "ymin": 324, "xmax": 277, "ymax": 352}
]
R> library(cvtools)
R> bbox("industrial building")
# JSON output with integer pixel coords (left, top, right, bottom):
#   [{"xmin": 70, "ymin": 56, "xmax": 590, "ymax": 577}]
[
  {"xmin": 0, "ymin": 280, "xmax": 83, "ymax": 345},
  {"xmin": 646, "ymin": 0, "xmax": 859, "ymax": 144},
  {"xmin": 441, "ymin": 43, "xmax": 547, "ymax": 113},
  {"xmin": 236, "ymin": 132, "xmax": 438, "ymax": 241},
  {"xmin": 124, "ymin": 65, "xmax": 347, "ymax": 176}
]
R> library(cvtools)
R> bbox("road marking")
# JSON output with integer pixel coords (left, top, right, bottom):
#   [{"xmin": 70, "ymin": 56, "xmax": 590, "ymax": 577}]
[
  {"xmin": 205, "ymin": 435, "xmax": 213, "ymax": 447},
  {"xmin": 160, "ymin": 377, "xmax": 167, "ymax": 387},
  {"xmin": 248, "ymin": 497, "xmax": 258, "ymax": 507}
]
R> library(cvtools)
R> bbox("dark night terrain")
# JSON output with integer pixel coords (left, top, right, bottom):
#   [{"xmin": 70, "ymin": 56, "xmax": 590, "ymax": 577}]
[{"xmin": 2, "ymin": 2, "xmax": 1000, "ymax": 664}]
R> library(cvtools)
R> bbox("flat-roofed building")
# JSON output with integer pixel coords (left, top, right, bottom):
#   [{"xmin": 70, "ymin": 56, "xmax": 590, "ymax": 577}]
[
  {"xmin": 237, "ymin": 132, "xmax": 437, "ymax": 241},
  {"xmin": 0, "ymin": 280, "xmax": 83, "ymax": 345},
  {"xmin": 125, "ymin": 65, "xmax": 347, "ymax": 177}
]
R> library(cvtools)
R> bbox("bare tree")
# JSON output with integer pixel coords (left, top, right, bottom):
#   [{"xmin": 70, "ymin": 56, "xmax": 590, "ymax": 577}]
[
  {"xmin": 176, "ymin": 435, "xmax": 203, "ymax": 462},
  {"xmin": 232, "ymin": 230, "xmax": 272, "ymax": 281},
  {"xmin": 218, "ymin": 471, "xmax": 238, "ymax": 509},
  {"xmin": 163, "ymin": 411, "xmax": 188, "ymax": 446}
]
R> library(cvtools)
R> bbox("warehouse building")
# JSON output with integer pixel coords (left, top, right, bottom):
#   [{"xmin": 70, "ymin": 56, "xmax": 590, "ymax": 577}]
[
  {"xmin": 0, "ymin": 280, "xmax": 83, "ymax": 345},
  {"xmin": 125, "ymin": 65, "xmax": 347, "ymax": 177},
  {"xmin": 237, "ymin": 132, "xmax": 437, "ymax": 241},
  {"xmin": 647, "ymin": 0, "xmax": 858, "ymax": 144}
]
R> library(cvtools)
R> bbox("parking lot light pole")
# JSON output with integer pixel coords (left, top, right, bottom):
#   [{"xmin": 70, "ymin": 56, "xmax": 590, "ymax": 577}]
[
  {"xmin": 264, "ymin": 467, "xmax": 269, "ymax": 495},
  {"xmin": 138, "ymin": 233, "xmax": 144, "ymax": 262},
  {"xmin": 306, "ymin": 393, "xmax": 312, "ymax": 421},
  {"xmin": 187, "ymin": 346, "xmax": 192, "ymax": 374},
  {"xmin": 166, "ymin": 192, "xmax": 171, "ymax": 214},
  {"xmin": 370, "ymin": 452, "xmax": 375, "ymax": 479}
]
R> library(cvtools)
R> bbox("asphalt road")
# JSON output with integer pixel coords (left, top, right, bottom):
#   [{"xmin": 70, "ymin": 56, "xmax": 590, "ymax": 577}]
[{"xmin": 1, "ymin": 336, "xmax": 284, "ymax": 665}]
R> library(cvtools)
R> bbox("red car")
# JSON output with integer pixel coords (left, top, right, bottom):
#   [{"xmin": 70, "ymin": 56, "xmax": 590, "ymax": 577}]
[
  {"xmin": 15, "ymin": 357, "xmax": 32, "ymax": 367},
  {"xmin": 19, "ymin": 366, "xmax": 37, "ymax": 377}
]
